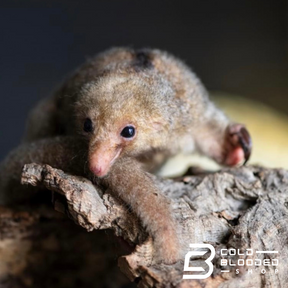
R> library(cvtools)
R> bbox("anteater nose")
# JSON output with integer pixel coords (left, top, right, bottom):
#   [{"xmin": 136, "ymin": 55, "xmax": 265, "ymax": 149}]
[{"xmin": 89, "ymin": 165, "xmax": 103, "ymax": 177}]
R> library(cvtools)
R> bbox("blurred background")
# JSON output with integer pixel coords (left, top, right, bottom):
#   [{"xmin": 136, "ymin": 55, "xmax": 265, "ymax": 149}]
[{"xmin": 0, "ymin": 0, "xmax": 287, "ymax": 166}]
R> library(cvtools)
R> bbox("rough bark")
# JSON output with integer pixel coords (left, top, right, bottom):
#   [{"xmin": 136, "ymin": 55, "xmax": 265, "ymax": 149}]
[{"xmin": 1, "ymin": 163, "xmax": 288, "ymax": 288}]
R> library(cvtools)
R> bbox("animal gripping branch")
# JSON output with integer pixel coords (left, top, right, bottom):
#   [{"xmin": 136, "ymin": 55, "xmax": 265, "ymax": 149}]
[{"xmin": 17, "ymin": 163, "xmax": 288, "ymax": 288}]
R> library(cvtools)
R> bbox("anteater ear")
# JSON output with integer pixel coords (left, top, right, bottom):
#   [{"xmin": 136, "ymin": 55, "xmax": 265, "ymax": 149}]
[{"xmin": 152, "ymin": 122, "xmax": 164, "ymax": 131}]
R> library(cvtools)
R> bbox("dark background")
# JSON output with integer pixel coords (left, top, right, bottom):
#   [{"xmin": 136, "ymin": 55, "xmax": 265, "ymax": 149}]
[{"xmin": 0, "ymin": 0, "xmax": 287, "ymax": 161}]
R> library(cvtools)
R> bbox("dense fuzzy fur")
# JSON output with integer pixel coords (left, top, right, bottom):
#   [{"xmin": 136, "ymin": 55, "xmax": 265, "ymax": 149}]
[
  {"xmin": 24, "ymin": 47, "xmax": 230, "ymax": 161},
  {"xmin": 0, "ymin": 47, "xmax": 251, "ymax": 263}
]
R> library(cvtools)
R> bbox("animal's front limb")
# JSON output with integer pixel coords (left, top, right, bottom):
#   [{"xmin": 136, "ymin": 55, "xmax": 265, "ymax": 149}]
[
  {"xmin": 193, "ymin": 102, "xmax": 252, "ymax": 166},
  {"xmin": 0, "ymin": 136, "xmax": 87, "ymax": 204},
  {"xmin": 102, "ymin": 157, "xmax": 182, "ymax": 264}
]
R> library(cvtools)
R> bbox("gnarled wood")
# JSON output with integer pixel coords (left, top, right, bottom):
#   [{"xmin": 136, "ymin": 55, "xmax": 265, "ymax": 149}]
[{"xmin": 14, "ymin": 164, "xmax": 288, "ymax": 288}]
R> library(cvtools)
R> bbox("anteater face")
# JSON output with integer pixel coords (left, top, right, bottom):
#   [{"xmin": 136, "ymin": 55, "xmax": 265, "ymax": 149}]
[{"xmin": 75, "ymin": 73, "xmax": 172, "ymax": 177}]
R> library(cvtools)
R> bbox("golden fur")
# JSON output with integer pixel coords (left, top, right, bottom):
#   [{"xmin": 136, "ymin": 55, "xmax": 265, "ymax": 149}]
[{"xmin": 0, "ymin": 47, "xmax": 251, "ymax": 263}]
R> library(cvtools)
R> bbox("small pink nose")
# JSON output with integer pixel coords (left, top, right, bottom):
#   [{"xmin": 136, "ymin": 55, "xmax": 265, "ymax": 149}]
[{"xmin": 89, "ymin": 165, "xmax": 103, "ymax": 176}]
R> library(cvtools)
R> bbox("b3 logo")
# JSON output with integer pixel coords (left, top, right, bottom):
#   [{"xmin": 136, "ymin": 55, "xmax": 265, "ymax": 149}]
[{"xmin": 183, "ymin": 244, "xmax": 215, "ymax": 279}]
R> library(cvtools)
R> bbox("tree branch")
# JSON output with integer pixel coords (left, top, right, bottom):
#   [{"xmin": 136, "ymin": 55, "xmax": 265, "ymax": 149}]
[{"xmin": 18, "ymin": 163, "xmax": 288, "ymax": 288}]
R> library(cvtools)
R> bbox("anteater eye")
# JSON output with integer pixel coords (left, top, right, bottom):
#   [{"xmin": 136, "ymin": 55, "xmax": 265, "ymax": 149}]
[
  {"xmin": 83, "ymin": 118, "xmax": 93, "ymax": 133},
  {"xmin": 120, "ymin": 126, "xmax": 135, "ymax": 138}
]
